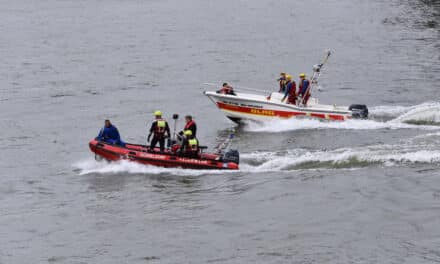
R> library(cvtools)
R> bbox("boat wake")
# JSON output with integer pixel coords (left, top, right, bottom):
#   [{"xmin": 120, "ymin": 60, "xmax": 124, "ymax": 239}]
[
  {"xmin": 244, "ymin": 102, "xmax": 440, "ymax": 132},
  {"xmin": 240, "ymin": 142, "xmax": 440, "ymax": 172},
  {"xmin": 73, "ymin": 159, "xmax": 235, "ymax": 176},
  {"xmin": 74, "ymin": 131, "xmax": 440, "ymax": 175}
]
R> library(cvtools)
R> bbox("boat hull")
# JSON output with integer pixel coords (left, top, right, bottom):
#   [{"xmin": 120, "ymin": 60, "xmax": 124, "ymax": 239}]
[
  {"xmin": 204, "ymin": 91, "xmax": 355, "ymax": 122},
  {"xmin": 89, "ymin": 139, "xmax": 239, "ymax": 170}
]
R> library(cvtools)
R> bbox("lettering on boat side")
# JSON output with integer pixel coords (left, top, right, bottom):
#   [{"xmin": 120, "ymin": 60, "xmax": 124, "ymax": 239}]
[
  {"xmin": 221, "ymin": 100, "xmax": 239, "ymax": 106},
  {"xmin": 220, "ymin": 100, "xmax": 263, "ymax": 109},
  {"xmin": 240, "ymin": 103, "xmax": 262, "ymax": 108},
  {"xmin": 250, "ymin": 108, "xmax": 275, "ymax": 116}
]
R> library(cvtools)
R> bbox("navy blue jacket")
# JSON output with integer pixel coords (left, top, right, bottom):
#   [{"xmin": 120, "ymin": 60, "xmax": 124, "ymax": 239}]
[
  {"xmin": 299, "ymin": 79, "xmax": 310, "ymax": 95},
  {"xmin": 284, "ymin": 81, "xmax": 296, "ymax": 98},
  {"xmin": 96, "ymin": 125, "xmax": 124, "ymax": 146}
]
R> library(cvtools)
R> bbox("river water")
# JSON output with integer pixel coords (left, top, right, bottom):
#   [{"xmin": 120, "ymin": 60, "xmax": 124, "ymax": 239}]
[{"xmin": 1, "ymin": 0, "xmax": 440, "ymax": 263}]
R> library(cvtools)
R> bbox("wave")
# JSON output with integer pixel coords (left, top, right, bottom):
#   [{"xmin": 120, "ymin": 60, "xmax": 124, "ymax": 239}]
[
  {"xmin": 240, "ymin": 144, "xmax": 440, "ymax": 172},
  {"xmin": 389, "ymin": 102, "xmax": 440, "ymax": 125},
  {"xmin": 370, "ymin": 101, "xmax": 440, "ymax": 118},
  {"xmin": 244, "ymin": 102, "xmax": 440, "ymax": 132},
  {"xmin": 73, "ymin": 159, "xmax": 235, "ymax": 176},
  {"xmin": 74, "ymin": 135, "xmax": 440, "ymax": 175}
]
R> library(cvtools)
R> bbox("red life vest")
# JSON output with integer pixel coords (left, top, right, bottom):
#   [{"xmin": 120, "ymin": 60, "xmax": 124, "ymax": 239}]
[
  {"xmin": 288, "ymin": 81, "xmax": 296, "ymax": 96},
  {"xmin": 220, "ymin": 87, "xmax": 232, "ymax": 94},
  {"xmin": 184, "ymin": 120, "xmax": 195, "ymax": 130}
]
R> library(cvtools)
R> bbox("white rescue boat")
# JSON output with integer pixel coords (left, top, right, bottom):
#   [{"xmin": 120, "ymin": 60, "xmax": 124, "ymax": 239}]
[
  {"xmin": 204, "ymin": 91, "xmax": 368, "ymax": 123},
  {"xmin": 204, "ymin": 50, "xmax": 368, "ymax": 123}
]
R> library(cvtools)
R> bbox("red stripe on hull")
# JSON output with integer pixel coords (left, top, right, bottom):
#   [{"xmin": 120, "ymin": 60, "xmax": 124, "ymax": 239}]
[{"xmin": 216, "ymin": 102, "xmax": 347, "ymax": 121}]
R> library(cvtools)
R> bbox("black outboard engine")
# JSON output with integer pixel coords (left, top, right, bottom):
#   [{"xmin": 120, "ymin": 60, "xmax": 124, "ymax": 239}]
[
  {"xmin": 222, "ymin": 149, "xmax": 240, "ymax": 164},
  {"xmin": 349, "ymin": 104, "xmax": 369, "ymax": 119}
]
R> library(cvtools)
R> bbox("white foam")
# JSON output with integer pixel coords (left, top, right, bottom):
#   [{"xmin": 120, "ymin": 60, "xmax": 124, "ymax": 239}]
[
  {"xmin": 244, "ymin": 101, "xmax": 440, "ymax": 132},
  {"xmin": 239, "ymin": 144, "xmax": 440, "ymax": 172},
  {"xmin": 369, "ymin": 105, "xmax": 412, "ymax": 117},
  {"xmin": 73, "ymin": 159, "xmax": 234, "ymax": 176},
  {"xmin": 243, "ymin": 118, "xmax": 437, "ymax": 132},
  {"xmin": 371, "ymin": 101, "xmax": 440, "ymax": 119},
  {"xmin": 390, "ymin": 102, "xmax": 440, "ymax": 124}
]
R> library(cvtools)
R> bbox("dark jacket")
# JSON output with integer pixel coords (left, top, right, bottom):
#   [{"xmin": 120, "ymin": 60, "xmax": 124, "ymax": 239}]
[
  {"xmin": 180, "ymin": 136, "xmax": 199, "ymax": 155},
  {"xmin": 184, "ymin": 120, "xmax": 197, "ymax": 137},
  {"xmin": 149, "ymin": 120, "xmax": 170, "ymax": 138},
  {"xmin": 96, "ymin": 125, "xmax": 124, "ymax": 146},
  {"xmin": 299, "ymin": 79, "xmax": 310, "ymax": 95},
  {"xmin": 284, "ymin": 81, "xmax": 296, "ymax": 97}
]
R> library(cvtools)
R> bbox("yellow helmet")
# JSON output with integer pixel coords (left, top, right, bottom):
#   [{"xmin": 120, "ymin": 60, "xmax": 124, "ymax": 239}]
[
  {"xmin": 184, "ymin": 130, "xmax": 192, "ymax": 136},
  {"xmin": 299, "ymin": 73, "xmax": 306, "ymax": 78},
  {"xmin": 286, "ymin": 75, "xmax": 292, "ymax": 80},
  {"xmin": 154, "ymin": 110, "xmax": 162, "ymax": 116}
]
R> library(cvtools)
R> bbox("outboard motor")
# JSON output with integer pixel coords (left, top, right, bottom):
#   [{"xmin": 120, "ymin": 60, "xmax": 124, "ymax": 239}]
[
  {"xmin": 349, "ymin": 104, "xmax": 369, "ymax": 119},
  {"xmin": 222, "ymin": 149, "xmax": 240, "ymax": 164}
]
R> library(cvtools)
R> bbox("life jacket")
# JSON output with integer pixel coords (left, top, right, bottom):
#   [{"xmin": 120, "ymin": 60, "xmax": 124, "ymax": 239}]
[
  {"xmin": 184, "ymin": 120, "xmax": 195, "ymax": 130},
  {"xmin": 155, "ymin": 119, "xmax": 166, "ymax": 135},
  {"xmin": 222, "ymin": 87, "xmax": 231, "ymax": 94},
  {"xmin": 299, "ymin": 79, "xmax": 310, "ymax": 95},
  {"xmin": 188, "ymin": 138, "xmax": 198, "ymax": 151},
  {"xmin": 287, "ymin": 81, "xmax": 296, "ymax": 96}
]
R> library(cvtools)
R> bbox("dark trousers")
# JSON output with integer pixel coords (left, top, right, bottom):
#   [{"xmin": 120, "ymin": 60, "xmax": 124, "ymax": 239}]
[{"xmin": 150, "ymin": 136, "xmax": 165, "ymax": 152}]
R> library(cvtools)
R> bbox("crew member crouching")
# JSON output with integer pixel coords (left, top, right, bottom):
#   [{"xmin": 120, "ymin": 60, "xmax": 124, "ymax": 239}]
[
  {"xmin": 180, "ymin": 130, "xmax": 199, "ymax": 158},
  {"xmin": 217, "ymin": 83, "xmax": 236, "ymax": 95}
]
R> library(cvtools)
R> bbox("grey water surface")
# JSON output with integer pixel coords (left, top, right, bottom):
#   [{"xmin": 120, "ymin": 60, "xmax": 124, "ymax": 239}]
[{"xmin": 1, "ymin": 0, "xmax": 440, "ymax": 263}]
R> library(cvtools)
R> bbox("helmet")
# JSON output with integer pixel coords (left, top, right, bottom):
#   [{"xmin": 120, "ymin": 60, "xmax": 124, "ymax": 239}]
[
  {"xmin": 184, "ymin": 130, "xmax": 192, "ymax": 136},
  {"xmin": 286, "ymin": 75, "xmax": 292, "ymax": 80},
  {"xmin": 299, "ymin": 73, "xmax": 306, "ymax": 78},
  {"xmin": 154, "ymin": 110, "xmax": 162, "ymax": 116},
  {"xmin": 280, "ymin": 72, "xmax": 286, "ymax": 76}
]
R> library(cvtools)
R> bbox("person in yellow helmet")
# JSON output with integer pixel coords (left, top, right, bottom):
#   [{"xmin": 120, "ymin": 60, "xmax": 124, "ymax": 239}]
[
  {"xmin": 179, "ymin": 129, "xmax": 199, "ymax": 158},
  {"xmin": 147, "ymin": 110, "xmax": 170, "ymax": 152},
  {"xmin": 298, "ymin": 73, "xmax": 311, "ymax": 105},
  {"xmin": 281, "ymin": 75, "xmax": 297, "ymax": 104}
]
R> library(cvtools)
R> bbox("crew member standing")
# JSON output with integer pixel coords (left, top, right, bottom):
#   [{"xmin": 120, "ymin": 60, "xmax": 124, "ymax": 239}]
[
  {"xmin": 147, "ymin": 110, "xmax": 170, "ymax": 152},
  {"xmin": 281, "ymin": 75, "xmax": 297, "ymax": 104},
  {"xmin": 278, "ymin": 72, "xmax": 287, "ymax": 93},
  {"xmin": 184, "ymin": 115, "xmax": 197, "ymax": 137},
  {"xmin": 298, "ymin": 73, "xmax": 311, "ymax": 105}
]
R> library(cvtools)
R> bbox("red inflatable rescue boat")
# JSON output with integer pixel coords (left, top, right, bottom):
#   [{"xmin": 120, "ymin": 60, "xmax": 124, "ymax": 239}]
[{"xmin": 89, "ymin": 139, "xmax": 239, "ymax": 170}]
